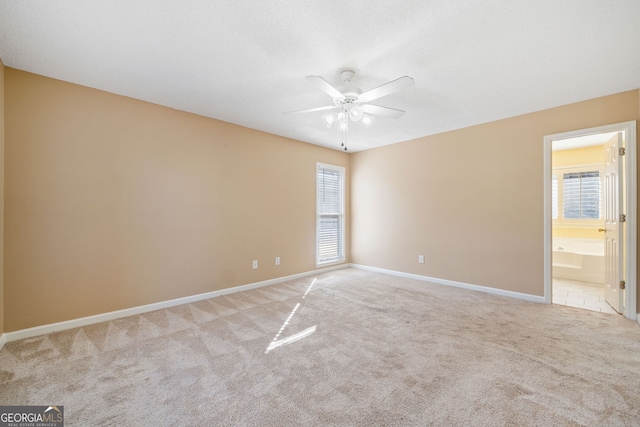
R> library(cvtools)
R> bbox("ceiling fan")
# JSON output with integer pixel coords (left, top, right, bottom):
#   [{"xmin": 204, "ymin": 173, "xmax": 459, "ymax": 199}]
[{"xmin": 285, "ymin": 70, "xmax": 414, "ymax": 150}]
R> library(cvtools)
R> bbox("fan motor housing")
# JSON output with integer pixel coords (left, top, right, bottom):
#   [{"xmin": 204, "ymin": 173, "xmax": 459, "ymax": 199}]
[
  {"xmin": 340, "ymin": 70, "xmax": 355, "ymax": 83},
  {"xmin": 335, "ymin": 93, "xmax": 359, "ymax": 106}
]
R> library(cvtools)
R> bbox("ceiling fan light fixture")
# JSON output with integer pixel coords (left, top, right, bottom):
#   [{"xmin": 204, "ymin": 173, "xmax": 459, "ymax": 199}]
[
  {"xmin": 290, "ymin": 71, "xmax": 414, "ymax": 150},
  {"xmin": 323, "ymin": 114, "xmax": 336, "ymax": 127},
  {"xmin": 349, "ymin": 106, "xmax": 363, "ymax": 122}
]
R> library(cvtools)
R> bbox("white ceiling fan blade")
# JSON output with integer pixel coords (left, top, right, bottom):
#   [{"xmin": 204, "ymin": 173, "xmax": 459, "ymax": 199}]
[
  {"xmin": 306, "ymin": 76, "xmax": 345, "ymax": 99},
  {"xmin": 283, "ymin": 105, "xmax": 340, "ymax": 114},
  {"xmin": 361, "ymin": 104, "xmax": 405, "ymax": 118},
  {"xmin": 358, "ymin": 76, "xmax": 414, "ymax": 103}
]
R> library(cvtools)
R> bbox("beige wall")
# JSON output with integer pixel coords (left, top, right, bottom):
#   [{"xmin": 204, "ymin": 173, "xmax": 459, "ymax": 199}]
[
  {"xmin": 2, "ymin": 65, "xmax": 639, "ymax": 332},
  {"xmin": 4, "ymin": 68, "xmax": 349, "ymax": 331},
  {"xmin": 0, "ymin": 59, "xmax": 4, "ymax": 335},
  {"xmin": 351, "ymin": 90, "xmax": 639, "ymax": 297}
]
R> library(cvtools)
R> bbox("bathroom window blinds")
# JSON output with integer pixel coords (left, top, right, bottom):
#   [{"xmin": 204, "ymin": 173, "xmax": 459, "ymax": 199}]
[
  {"xmin": 552, "ymin": 167, "xmax": 602, "ymax": 223},
  {"xmin": 562, "ymin": 171, "xmax": 601, "ymax": 219},
  {"xmin": 317, "ymin": 163, "xmax": 345, "ymax": 265}
]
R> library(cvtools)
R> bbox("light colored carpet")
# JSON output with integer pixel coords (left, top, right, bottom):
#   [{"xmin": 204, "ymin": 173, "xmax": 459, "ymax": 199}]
[{"xmin": 1, "ymin": 268, "xmax": 639, "ymax": 426}]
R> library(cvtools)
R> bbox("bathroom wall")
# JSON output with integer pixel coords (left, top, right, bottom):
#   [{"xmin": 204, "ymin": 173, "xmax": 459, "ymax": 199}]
[{"xmin": 552, "ymin": 145, "xmax": 605, "ymax": 240}]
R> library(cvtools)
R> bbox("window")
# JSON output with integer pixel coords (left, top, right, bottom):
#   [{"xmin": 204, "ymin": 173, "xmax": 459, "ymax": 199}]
[
  {"xmin": 317, "ymin": 163, "xmax": 345, "ymax": 265},
  {"xmin": 552, "ymin": 166, "xmax": 602, "ymax": 223},
  {"xmin": 563, "ymin": 171, "xmax": 600, "ymax": 219}
]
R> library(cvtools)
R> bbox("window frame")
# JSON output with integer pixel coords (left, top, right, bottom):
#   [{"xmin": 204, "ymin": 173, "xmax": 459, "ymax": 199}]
[
  {"xmin": 552, "ymin": 163, "xmax": 604, "ymax": 227},
  {"xmin": 316, "ymin": 162, "xmax": 346, "ymax": 266}
]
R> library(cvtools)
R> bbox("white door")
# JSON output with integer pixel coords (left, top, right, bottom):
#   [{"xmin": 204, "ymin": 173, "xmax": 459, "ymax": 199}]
[{"xmin": 603, "ymin": 134, "xmax": 623, "ymax": 313}]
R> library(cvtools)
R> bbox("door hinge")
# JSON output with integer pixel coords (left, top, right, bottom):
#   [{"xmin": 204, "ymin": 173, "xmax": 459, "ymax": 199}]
[
  {"xmin": 620, "ymin": 213, "xmax": 626, "ymax": 223},
  {"xmin": 620, "ymin": 280, "xmax": 626, "ymax": 290},
  {"xmin": 619, "ymin": 147, "xmax": 626, "ymax": 156}
]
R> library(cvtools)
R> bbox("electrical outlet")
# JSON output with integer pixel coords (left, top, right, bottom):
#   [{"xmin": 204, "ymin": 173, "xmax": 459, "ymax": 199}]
[
  {"xmin": 252, "ymin": 260, "xmax": 258, "ymax": 269},
  {"xmin": 275, "ymin": 256, "xmax": 280, "ymax": 266},
  {"xmin": 418, "ymin": 255, "xmax": 425, "ymax": 264}
]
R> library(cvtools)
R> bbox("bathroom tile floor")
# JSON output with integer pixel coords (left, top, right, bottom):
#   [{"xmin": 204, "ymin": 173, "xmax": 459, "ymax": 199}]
[{"xmin": 552, "ymin": 278, "xmax": 618, "ymax": 314}]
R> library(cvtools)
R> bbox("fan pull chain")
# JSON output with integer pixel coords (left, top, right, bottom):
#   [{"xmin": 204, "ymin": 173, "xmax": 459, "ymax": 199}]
[{"xmin": 341, "ymin": 107, "xmax": 348, "ymax": 151}]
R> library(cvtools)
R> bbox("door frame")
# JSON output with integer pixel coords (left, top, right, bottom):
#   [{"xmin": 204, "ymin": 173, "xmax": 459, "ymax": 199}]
[{"xmin": 543, "ymin": 121, "xmax": 637, "ymax": 320}]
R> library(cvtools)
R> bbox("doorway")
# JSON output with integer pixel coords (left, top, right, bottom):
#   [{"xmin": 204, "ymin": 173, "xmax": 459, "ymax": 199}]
[{"xmin": 543, "ymin": 121, "xmax": 637, "ymax": 320}]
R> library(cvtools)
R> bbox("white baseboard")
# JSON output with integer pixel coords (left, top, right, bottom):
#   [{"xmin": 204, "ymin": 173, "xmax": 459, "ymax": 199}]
[
  {"xmin": 4, "ymin": 263, "xmax": 350, "ymax": 344},
  {"xmin": 351, "ymin": 264, "xmax": 546, "ymax": 304}
]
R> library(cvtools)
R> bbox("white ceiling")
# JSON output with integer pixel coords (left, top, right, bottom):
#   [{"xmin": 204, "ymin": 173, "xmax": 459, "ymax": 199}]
[{"xmin": 1, "ymin": 1, "xmax": 639, "ymax": 152}]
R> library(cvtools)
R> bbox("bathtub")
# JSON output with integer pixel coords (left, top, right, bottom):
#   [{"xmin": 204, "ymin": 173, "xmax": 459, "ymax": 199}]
[{"xmin": 552, "ymin": 237, "xmax": 604, "ymax": 284}]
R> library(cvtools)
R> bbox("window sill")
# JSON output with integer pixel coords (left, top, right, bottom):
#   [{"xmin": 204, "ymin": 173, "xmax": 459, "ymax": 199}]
[
  {"xmin": 316, "ymin": 259, "xmax": 346, "ymax": 268},
  {"xmin": 552, "ymin": 223, "xmax": 603, "ymax": 229}
]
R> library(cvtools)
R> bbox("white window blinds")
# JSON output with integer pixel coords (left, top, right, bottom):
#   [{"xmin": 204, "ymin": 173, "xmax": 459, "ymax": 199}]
[
  {"xmin": 317, "ymin": 164, "xmax": 345, "ymax": 264},
  {"xmin": 552, "ymin": 167, "xmax": 602, "ymax": 223},
  {"xmin": 562, "ymin": 171, "xmax": 600, "ymax": 219}
]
